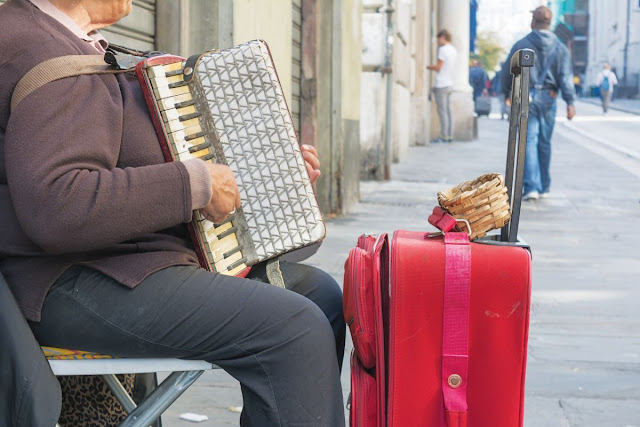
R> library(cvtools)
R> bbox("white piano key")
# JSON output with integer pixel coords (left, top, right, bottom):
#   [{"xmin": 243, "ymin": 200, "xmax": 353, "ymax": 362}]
[
  {"xmin": 147, "ymin": 61, "xmax": 183, "ymax": 79},
  {"xmin": 157, "ymin": 93, "xmax": 193, "ymax": 112}
]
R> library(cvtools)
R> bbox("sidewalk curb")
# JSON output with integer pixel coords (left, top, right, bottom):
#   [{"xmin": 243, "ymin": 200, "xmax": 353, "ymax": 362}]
[{"xmin": 577, "ymin": 98, "xmax": 640, "ymax": 115}]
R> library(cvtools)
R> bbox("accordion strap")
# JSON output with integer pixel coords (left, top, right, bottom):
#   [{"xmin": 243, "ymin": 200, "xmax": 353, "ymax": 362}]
[
  {"xmin": 10, "ymin": 55, "xmax": 127, "ymax": 112},
  {"xmin": 266, "ymin": 258, "xmax": 286, "ymax": 288}
]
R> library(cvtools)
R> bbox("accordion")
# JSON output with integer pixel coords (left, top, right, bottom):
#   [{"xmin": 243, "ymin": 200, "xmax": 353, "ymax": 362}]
[{"xmin": 136, "ymin": 40, "xmax": 325, "ymax": 276}]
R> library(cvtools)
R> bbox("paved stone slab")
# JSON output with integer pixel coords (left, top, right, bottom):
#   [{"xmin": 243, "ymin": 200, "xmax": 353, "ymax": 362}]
[
  {"xmin": 560, "ymin": 398, "xmax": 640, "ymax": 427},
  {"xmin": 524, "ymin": 397, "xmax": 570, "ymax": 427}
]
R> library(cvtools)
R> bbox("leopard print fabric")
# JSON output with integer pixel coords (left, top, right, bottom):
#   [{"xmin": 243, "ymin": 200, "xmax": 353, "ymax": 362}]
[{"xmin": 57, "ymin": 374, "xmax": 135, "ymax": 427}]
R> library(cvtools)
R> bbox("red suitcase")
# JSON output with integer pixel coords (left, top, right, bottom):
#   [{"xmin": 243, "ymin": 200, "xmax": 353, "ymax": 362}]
[
  {"xmin": 387, "ymin": 230, "xmax": 531, "ymax": 426},
  {"xmin": 344, "ymin": 49, "xmax": 536, "ymax": 426}
]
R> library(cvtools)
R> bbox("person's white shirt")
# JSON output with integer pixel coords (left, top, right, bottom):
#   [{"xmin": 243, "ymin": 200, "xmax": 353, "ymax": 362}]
[
  {"xmin": 597, "ymin": 69, "xmax": 618, "ymax": 89},
  {"xmin": 435, "ymin": 43, "xmax": 458, "ymax": 88}
]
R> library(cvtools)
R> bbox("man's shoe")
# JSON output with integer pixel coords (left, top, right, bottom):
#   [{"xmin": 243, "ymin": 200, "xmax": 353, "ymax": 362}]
[
  {"xmin": 522, "ymin": 191, "xmax": 539, "ymax": 201},
  {"xmin": 444, "ymin": 136, "xmax": 453, "ymax": 143},
  {"xmin": 539, "ymin": 191, "xmax": 550, "ymax": 199},
  {"xmin": 430, "ymin": 137, "xmax": 445, "ymax": 144}
]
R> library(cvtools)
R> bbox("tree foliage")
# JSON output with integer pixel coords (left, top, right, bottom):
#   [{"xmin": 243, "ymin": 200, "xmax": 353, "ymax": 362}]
[{"xmin": 472, "ymin": 32, "xmax": 505, "ymax": 74}]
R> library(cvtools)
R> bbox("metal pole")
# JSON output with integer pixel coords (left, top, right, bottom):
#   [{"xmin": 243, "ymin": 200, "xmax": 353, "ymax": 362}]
[
  {"xmin": 381, "ymin": 2, "xmax": 394, "ymax": 180},
  {"xmin": 624, "ymin": 0, "xmax": 631, "ymax": 92},
  {"xmin": 119, "ymin": 371, "xmax": 204, "ymax": 427},
  {"xmin": 102, "ymin": 374, "xmax": 137, "ymax": 414}
]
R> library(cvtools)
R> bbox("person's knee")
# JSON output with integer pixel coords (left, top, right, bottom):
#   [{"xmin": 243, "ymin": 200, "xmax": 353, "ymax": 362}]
[
  {"xmin": 304, "ymin": 267, "xmax": 344, "ymax": 322},
  {"xmin": 315, "ymin": 268, "xmax": 342, "ymax": 301},
  {"xmin": 295, "ymin": 299, "xmax": 337, "ymax": 355}
]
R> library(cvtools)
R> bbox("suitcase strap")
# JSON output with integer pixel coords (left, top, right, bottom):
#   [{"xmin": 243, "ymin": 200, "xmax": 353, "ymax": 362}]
[{"xmin": 442, "ymin": 232, "xmax": 471, "ymax": 427}]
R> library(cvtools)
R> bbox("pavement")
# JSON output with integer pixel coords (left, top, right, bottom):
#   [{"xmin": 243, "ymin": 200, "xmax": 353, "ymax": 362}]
[
  {"xmin": 577, "ymin": 96, "xmax": 640, "ymax": 115},
  {"xmin": 159, "ymin": 98, "xmax": 640, "ymax": 426}
]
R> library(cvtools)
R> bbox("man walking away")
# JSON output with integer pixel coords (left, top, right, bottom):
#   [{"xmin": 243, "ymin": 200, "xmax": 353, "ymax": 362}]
[
  {"xmin": 501, "ymin": 6, "xmax": 576, "ymax": 201},
  {"xmin": 597, "ymin": 63, "xmax": 618, "ymax": 113},
  {"xmin": 428, "ymin": 29, "xmax": 458, "ymax": 143}
]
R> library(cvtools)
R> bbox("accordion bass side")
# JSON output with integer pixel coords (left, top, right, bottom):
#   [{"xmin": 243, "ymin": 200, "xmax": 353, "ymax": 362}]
[{"xmin": 136, "ymin": 40, "xmax": 325, "ymax": 276}]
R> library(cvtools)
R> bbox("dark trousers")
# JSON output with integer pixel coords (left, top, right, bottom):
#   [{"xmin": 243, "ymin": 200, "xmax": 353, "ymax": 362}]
[
  {"xmin": 1, "ymin": 274, "xmax": 61, "ymax": 427},
  {"xmin": 30, "ymin": 262, "xmax": 346, "ymax": 426}
]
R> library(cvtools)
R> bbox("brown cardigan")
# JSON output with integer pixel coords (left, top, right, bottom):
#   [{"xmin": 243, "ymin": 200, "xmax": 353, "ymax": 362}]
[{"xmin": 0, "ymin": 0, "xmax": 200, "ymax": 321}]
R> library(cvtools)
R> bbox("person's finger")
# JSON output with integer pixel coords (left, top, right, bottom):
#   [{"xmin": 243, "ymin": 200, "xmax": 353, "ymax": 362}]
[
  {"xmin": 203, "ymin": 210, "xmax": 219, "ymax": 225},
  {"xmin": 303, "ymin": 150, "xmax": 320, "ymax": 170},
  {"xmin": 306, "ymin": 161, "xmax": 321, "ymax": 182},
  {"xmin": 301, "ymin": 144, "xmax": 318, "ymax": 158},
  {"xmin": 308, "ymin": 168, "xmax": 321, "ymax": 184},
  {"xmin": 235, "ymin": 189, "xmax": 241, "ymax": 210}
]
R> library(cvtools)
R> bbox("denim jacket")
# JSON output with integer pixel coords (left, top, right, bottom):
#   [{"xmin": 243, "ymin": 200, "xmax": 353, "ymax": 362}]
[{"xmin": 501, "ymin": 30, "xmax": 576, "ymax": 106}]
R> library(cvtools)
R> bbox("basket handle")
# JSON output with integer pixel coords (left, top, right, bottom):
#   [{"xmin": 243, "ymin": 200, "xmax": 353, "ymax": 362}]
[{"xmin": 501, "ymin": 49, "xmax": 535, "ymax": 243}]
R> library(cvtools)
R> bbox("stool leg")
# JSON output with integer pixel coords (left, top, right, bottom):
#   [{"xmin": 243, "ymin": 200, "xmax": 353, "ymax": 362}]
[
  {"xmin": 118, "ymin": 370, "xmax": 204, "ymax": 427},
  {"xmin": 102, "ymin": 374, "xmax": 137, "ymax": 413}
]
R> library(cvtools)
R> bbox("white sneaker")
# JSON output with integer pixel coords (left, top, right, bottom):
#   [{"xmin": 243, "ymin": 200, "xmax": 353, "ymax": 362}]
[
  {"xmin": 539, "ymin": 192, "xmax": 550, "ymax": 199},
  {"xmin": 523, "ymin": 191, "xmax": 539, "ymax": 201}
]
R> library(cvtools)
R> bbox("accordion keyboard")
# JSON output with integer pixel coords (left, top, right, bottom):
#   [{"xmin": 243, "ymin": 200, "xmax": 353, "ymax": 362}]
[{"xmin": 147, "ymin": 61, "xmax": 248, "ymax": 276}]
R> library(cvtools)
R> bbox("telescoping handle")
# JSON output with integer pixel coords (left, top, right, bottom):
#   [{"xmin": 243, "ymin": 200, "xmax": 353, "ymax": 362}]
[{"xmin": 500, "ymin": 49, "xmax": 535, "ymax": 243}]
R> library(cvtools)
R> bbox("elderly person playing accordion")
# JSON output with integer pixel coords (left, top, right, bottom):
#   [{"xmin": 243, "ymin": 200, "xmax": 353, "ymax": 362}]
[{"xmin": 0, "ymin": 0, "xmax": 346, "ymax": 425}]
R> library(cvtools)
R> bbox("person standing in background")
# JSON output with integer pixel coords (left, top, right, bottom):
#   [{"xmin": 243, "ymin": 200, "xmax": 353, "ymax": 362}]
[
  {"xmin": 573, "ymin": 74, "xmax": 583, "ymax": 97},
  {"xmin": 469, "ymin": 59, "xmax": 489, "ymax": 102},
  {"xmin": 501, "ymin": 6, "xmax": 576, "ymax": 201},
  {"xmin": 427, "ymin": 29, "xmax": 458, "ymax": 143},
  {"xmin": 491, "ymin": 65, "xmax": 509, "ymax": 120},
  {"xmin": 597, "ymin": 63, "xmax": 618, "ymax": 113}
]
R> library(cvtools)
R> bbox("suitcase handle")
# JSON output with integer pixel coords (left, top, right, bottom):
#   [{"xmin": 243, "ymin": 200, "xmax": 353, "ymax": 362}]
[{"xmin": 501, "ymin": 49, "xmax": 535, "ymax": 243}]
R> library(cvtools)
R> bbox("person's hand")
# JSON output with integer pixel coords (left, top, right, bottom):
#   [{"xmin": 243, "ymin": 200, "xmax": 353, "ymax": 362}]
[
  {"xmin": 505, "ymin": 97, "xmax": 511, "ymax": 107},
  {"xmin": 567, "ymin": 104, "xmax": 576, "ymax": 120},
  {"xmin": 199, "ymin": 163, "xmax": 241, "ymax": 224},
  {"xmin": 301, "ymin": 144, "xmax": 321, "ymax": 184}
]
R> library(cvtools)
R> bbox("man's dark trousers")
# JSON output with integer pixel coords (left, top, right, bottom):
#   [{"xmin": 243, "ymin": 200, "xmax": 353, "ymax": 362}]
[{"xmin": 30, "ymin": 262, "xmax": 346, "ymax": 426}]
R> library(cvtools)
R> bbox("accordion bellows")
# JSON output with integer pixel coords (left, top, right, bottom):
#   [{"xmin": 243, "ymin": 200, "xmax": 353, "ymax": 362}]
[{"xmin": 137, "ymin": 40, "xmax": 325, "ymax": 275}]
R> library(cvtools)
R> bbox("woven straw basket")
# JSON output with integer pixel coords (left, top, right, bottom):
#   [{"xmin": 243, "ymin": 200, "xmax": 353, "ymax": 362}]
[{"xmin": 437, "ymin": 173, "xmax": 511, "ymax": 240}]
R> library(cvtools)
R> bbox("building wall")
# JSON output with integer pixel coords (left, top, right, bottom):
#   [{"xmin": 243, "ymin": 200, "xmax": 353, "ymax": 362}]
[
  {"xmin": 587, "ymin": 0, "xmax": 640, "ymax": 95},
  {"xmin": 360, "ymin": 0, "xmax": 443, "ymax": 179},
  {"xmin": 360, "ymin": 1, "xmax": 387, "ymax": 180},
  {"xmin": 391, "ymin": 0, "xmax": 414, "ymax": 162},
  {"xmin": 411, "ymin": 0, "xmax": 431, "ymax": 147},
  {"xmin": 341, "ymin": 0, "xmax": 363, "ymax": 211},
  {"xmin": 156, "ymin": 0, "xmax": 233, "ymax": 57},
  {"xmin": 298, "ymin": 0, "xmax": 361, "ymax": 214}
]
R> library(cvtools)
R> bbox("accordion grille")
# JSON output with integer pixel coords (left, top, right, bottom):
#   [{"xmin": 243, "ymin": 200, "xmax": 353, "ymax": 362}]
[{"xmin": 194, "ymin": 41, "xmax": 323, "ymax": 261}]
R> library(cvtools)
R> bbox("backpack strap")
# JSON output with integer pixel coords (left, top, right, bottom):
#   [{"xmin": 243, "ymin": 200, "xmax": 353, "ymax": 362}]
[
  {"xmin": 535, "ymin": 41, "xmax": 560, "ymax": 90},
  {"xmin": 10, "ymin": 55, "xmax": 128, "ymax": 112}
]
